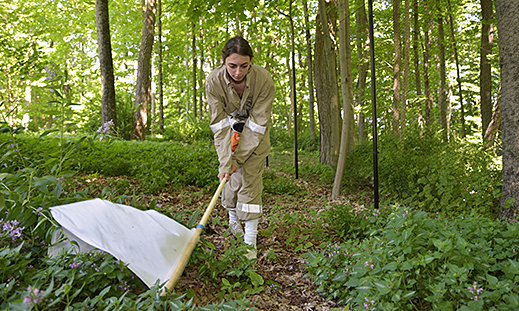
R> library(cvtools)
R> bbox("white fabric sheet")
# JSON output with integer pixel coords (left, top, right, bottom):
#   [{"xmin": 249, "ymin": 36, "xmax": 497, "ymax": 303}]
[{"xmin": 49, "ymin": 198, "xmax": 195, "ymax": 288}]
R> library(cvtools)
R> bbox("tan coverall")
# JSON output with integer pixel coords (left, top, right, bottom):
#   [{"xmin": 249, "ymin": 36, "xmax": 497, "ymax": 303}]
[{"xmin": 206, "ymin": 64, "xmax": 275, "ymax": 221}]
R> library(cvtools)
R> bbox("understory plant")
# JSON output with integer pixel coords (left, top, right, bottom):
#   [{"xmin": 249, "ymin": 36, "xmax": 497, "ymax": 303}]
[
  {"xmin": 309, "ymin": 205, "xmax": 519, "ymax": 310},
  {"xmin": 191, "ymin": 233, "xmax": 264, "ymax": 301},
  {"xmin": 343, "ymin": 127, "xmax": 501, "ymax": 217},
  {"xmin": 0, "ymin": 130, "xmax": 255, "ymax": 310}
]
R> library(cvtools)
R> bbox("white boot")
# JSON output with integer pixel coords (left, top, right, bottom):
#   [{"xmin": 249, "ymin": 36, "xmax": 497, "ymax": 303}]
[
  {"xmin": 228, "ymin": 209, "xmax": 243, "ymax": 236},
  {"xmin": 244, "ymin": 218, "xmax": 259, "ymax": 260}
]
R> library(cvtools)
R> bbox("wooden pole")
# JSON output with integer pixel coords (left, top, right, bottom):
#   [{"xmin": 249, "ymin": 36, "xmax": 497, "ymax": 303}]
[{"xmin": 161, "ymin": 179, "xmax": 226, "ymax": 294}]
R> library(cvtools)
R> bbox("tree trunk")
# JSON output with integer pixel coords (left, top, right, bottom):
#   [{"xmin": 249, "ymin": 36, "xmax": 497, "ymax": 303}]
[
  {"xmin": 199, "ymin": 17, "xmax": 204, "ymax": 122},
  {"xmin": 332, "ymin": 0, "xmax": 356, "ymax": 199},
  {"xmin": 392, "ymin": 0, "xmax": 402, "ymax": 136},
  {"xmin": 157, "ymin": 0, "xmax": 164, "ymax": 133},
  {"xmin": 150, "ymin": 56, "xmax": 156, "ymax": 134},
  {"xmin": 133, "ymin": 0, "xmax": 157, "ymax": 140},
  {"xmin": 400, "ymin": 0, "xmax": 411, "ymax": 136},
  {"xmin": 316, "ymin": 0, "xmax": 341, "ymax": 166},
  {"xmin": 448, "ymin": 0, "xmax": 466, "ymax": 138},
  {"xmin": 438, "ymin": 13, "xmax": 448, "ymax": 140},
  {"xmin": 412, "ymin": 0, "xmax": 423, "ymax": 128},
  {"xmin": 423, "ymin": 4, "xmax": 433, "ymax": 127},
  {"xmin": 496, "ymin": 0, "xmax": 519, "ymax": 221},
  {"xmin": 192, "ymin": 22, "xmax": 197, "ymax": 120},
  {"xmin": 480, "ymin": 0, "xmax": 494, "ymax": 140},
  {"xmin": 286, "ymin": 57, "xmax": 293, "ymax": 136},
  {"xmin": 355, "ymin": 0, "xmax": 369, "ymax": 144},
  {"xmin": 484, "ymin": 88, "xmax": 501, "ymax": 149},
  {"xmin": 95, "ymin": 0, "xmax": 117, "ymax": 130},
  {"xmin": 303, "ymin": 0, "xmax": 316, "ymax": 144}
]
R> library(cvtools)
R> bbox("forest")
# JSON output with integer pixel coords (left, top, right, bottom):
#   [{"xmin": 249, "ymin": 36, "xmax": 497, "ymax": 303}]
[{"xmin": 2, "ymin": 0, "xmax": 519, "ymax": 309}]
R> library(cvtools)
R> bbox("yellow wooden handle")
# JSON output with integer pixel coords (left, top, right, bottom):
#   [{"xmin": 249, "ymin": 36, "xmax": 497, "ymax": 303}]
[{"xmin": 162, "ymin": 178, "xmax": 226, "ymax": 294}]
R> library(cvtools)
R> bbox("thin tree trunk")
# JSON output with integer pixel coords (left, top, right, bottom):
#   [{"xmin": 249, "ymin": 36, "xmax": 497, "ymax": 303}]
[
  {"xmin": 157, "ymin": 0, "xmax": 164, "ymax": 133},
  {"xmin": 95, "ymin": 0, "xmax": 117, "ymax": 130},
  {"xmin": 423, "ymin": 4, "xmax": 433, "ymax": 127},
  {"xmin": 133, "ymin": 0, "xmax": 156, "ymax": 140},
  {"xmin": 413, "ymin": 0, "xmax": 423, "ymax": 128},
  {"xmin": 447, "ymin": 0, "xmax": 465, "ymax": 137},
  {"xmin": 192, "ymin": 22, "xmax": 197, "ymax": 120},
  {"xmin": 303, "ymin": 0, "xmax": 316, "ymax": 143},
  {"xmin": 484, "ymin": 86, "xmax": 501, "ymax": 149},
  {"xmin": 401, "ymin": 0, "xmax": 411, "ymax": 135},
  {"xmin": 286, "ymin": 57, "xmax": 293, "ymax": 136},
  {"xmin": 199, "ymin": 17, "xmax": 204, "ymax": 122},
  {"xmin": 151, "ymin": 56, "xmax": 156, "ymax": 134},
  {"xmin": 480, "ymin": 0, "xmax": 494, "ymax": 140},
  {"xmin": 355, "ymin": 0, "xmax": 369, "ymax": 144},
  {"xmin": 332, "ymin": 0, "xmax": 356, "ymax": 199},
  {"xmin": 438, "ymin": 13, "xmax": 448, "ymax": 140},
  {"xmin": 392, "ymin": 0, "xmax": 402, "ymax": 136}
]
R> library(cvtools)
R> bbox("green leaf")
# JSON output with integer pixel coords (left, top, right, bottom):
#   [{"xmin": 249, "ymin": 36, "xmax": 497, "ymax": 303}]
[
  {"xmin": 403, "ymin": 290, "xmax": 416, "ymax": 299},
  {"xmin": 374, "ymin": 281, "xmax": 391, "ymax": 294},
  {"xmin": 0, "ymin": 193, "xmax": 5, "ymax": 212},
  {"xmin": 345, "ymin": 277, "xmax": 359, "ymax": 287},
  {"xmin": 509, "ymin": 260, "xmax": 519, "ymax": 274},
  {"xmin": 40, "ymin": 128, "xmax": 59, "ymax": 137},
  {"xmin": 221, "ymin": 278, "xmax": 230, "ymax": 286},
  {"xmin": 383, "ymin": 262, "xmax": 399, "ymax": 271},
  {"xmin": 332, "ymin": 273, "xmax": 347, "ymax": 282},
  {"xmin": 486, "ymin": 274, "xmax": 498, "ymax": 290},
  {"xmin": 248, "ymin": 271, "xmax": 264, "ymax": 287}
]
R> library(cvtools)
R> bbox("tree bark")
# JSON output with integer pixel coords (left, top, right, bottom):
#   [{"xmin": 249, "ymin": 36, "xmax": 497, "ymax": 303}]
[
  {"xmin": 199, "ymin": 19, "xmax": 204, "ymax": 122},
  {"xmin": 412, "ymin": 0, "xmax": 423, "ymax": 128},
  {"xmin": 400, "ymin": 0, "xmax": 411, "ymax": 135},
  {"xmin": 484, "ymin": 89, "xmax": 501, "ymax": 149},
  {"xmin": 157, "ymin": 0, "xmax": 164, "ymax": 133},
  {"xmin": 447, "ymin": 0, "xmax": 466, "ymax": 138},
  {"xmin": 355, "ymin": 0, "xmax": 369, "ymax": 144},
  {"xmin": 438, "ymin": 13, "xmax": 448, "ymax": 140},
  {"xmin": 423, "ymin": 3, "xmax": 433, "ymax": 127},
  {"xmin": 192, "ymin": 22, "xmax": 197, "ymax": 120},
  {"xmin": 496, "ymin": 0, "xmax": 519, "ymax": 221},
  {"xmin": 303, "ymin": 0, "xmax": 317, "ymax": 144},
  {"xmin": 95, "ymin": 0, "xmax": 117, "ymax": 130},
  {"xmin": 480, "ymin": 0, "xmax": 494, "ymax": 140},
  {"xmin": 133, "ymin": 0, "xmax": 157, "ymax": 140},
  {"xmin": 315, "ymin": 0, "xmax": 341, "ymax": 166},
  {"xmin": 332, "ymin": 0, "xmax": 356, "ymax": 199},
  {"xmin": 392, "ymin": 0, "xmax": 402, "ymax": 136},
  {"xmin": 286, "ymin": 57, "xmax": 293, "ymax": 136}
]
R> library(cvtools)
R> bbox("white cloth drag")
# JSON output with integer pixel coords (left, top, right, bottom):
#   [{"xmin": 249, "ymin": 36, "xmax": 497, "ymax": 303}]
[{"xmin": 49, "ymin": 198, "xmax": 195, "ymax": 288}]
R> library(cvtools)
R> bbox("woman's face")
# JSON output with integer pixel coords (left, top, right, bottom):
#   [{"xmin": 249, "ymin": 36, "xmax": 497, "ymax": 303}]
[{"xmin": 224, "ymin": 53, "xmax": 251, "ymax": 83}]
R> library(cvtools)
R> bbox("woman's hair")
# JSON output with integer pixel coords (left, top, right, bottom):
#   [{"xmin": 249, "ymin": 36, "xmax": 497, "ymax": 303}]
[{"xmin": 222, "ymin": 36, "xmax": 254, "ymax": 62}]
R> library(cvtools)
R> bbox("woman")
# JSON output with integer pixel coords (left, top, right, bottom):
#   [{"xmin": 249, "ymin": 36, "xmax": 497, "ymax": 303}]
[{"xmin": 206, "ymin": 36, "xmax": 275, "ymax": 259}]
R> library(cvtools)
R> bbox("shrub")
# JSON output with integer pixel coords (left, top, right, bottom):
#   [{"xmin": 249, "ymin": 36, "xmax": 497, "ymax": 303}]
[
  {"xmin": 263, "ymin": 170, "xmax": 301, "ymax": 195},
  {"xmin": 163, "ymin": 118, "xmax": 214, "ymax": 144},
  {"xmin": 308, "ymin": 205, "xmax": 519, "ymax": 310},
  {"xmin": 342, "ymin": 127, "xmax": 501, "ymax": 217},
  {"xmin": 0, "ymin": 131, "xmax": 256, "ymax": 310}
]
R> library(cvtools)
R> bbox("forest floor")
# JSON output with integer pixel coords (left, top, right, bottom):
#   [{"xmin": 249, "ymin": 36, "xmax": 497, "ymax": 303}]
[{"xmin": 70, "ymin": 151, "xmax": 374, "ymax": 310}]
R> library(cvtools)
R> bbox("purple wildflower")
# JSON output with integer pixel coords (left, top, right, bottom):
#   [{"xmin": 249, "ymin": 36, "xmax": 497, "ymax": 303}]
[
  {"xmin": 468, "ymin": 282, "xmax": 484, "ymax": 301},
  {"xmin": 23, "ymin": 286, "xmax": 44, "ymax": 306},
  {"xmin": 69, "ymin": 262, "xmax": 82, "ymax": 269}
]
